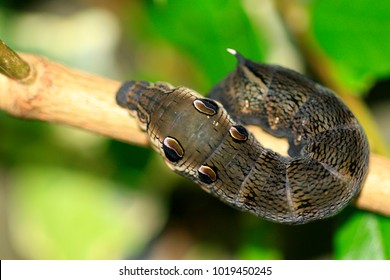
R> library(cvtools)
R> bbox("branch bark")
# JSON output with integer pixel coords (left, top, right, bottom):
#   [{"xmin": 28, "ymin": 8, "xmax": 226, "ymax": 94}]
[
  {"xmin": 1, "ymin": 53, "xmax": 389, "ymax": 218},
  {"xmin": 0, "ymin": 54, "xmax": 147, "ymax": 146}
]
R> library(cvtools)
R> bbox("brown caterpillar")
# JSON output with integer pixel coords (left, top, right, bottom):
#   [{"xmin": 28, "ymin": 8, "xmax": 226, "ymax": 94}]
[{"xmin": 116, "ymin": 50, "xmax": 369, "ymax": 224}]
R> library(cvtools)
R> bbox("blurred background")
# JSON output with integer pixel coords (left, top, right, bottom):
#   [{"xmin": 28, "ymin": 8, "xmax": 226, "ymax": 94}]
[{"xmin": 0, "ymin": 0, "xmax": 390, "ymax": 259}]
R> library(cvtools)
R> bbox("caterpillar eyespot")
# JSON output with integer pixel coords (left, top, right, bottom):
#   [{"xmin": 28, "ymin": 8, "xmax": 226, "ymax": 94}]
[
  {"xmin": 116, "ymin": 50, "xmax": 369, "ymax": 225},
  {"xmin": 193, "ymin": 98, "xmax": 219, "ymax": 116},
  {"xmin": 229, "ymin": 125, "xmax": 249, "ymax": 142},
  {"xmin": 163, "ymin": 136, "xmax": 184, "ymax": 162},
  {"xmin": 198, "ymin": 165, "xmax": 218, "ymax": 184}
]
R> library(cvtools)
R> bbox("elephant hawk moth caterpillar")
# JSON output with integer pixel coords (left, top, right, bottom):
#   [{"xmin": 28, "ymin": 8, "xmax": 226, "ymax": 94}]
[{"xmin": 116, "ymin": 50, "xmax": 369, "ymax": 225}]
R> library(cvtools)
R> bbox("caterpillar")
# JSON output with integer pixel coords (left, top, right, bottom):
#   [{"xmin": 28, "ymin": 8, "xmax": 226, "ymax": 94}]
[{"xmin": 116, "ymin": 49, "xmax": 369, "ymax": 224}]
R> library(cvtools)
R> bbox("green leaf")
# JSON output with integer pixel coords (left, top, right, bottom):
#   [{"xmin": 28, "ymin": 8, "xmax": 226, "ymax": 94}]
[
  {"xmin": 238, "ymin": 217, "xmax": 282, "ymax": 260},
  {"xmin": 311, "ymin": 0, "xmax": 390, "ymax": 94},
  {"xmin": 334, "ymin": 211, "xmax": 390, "ymax": 259},
  {"xmin": 8, "ymin": 166, "xmax": 166, "ymax": 259},
  {"xmin": 144, "ymin": 0, "xmax": 266, "ymax": 89}
]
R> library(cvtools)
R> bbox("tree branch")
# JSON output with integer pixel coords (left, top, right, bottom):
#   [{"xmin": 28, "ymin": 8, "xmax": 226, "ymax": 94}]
[
  {"xmin": 0, "ymin": 53, "xmax": 147, "ymax": 146},
  {"xmin": 1, "ymin": 52, "xmax": 389, "ymax": 218}
]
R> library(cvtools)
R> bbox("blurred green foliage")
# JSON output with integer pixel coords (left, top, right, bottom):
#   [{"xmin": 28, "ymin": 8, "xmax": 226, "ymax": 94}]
[
  {"xmin": 145, "ymin": 0, "xmax": 265, "ymax": 86},
  {"xmin": 0, "ymin": 0, "xmax": 389, "ymax": 260},
  {"xmin": 9, "ymin": 166, "xmax": 165, "ymax": 259},
  {"xmin": 335, "ymin": 211, "xmax": 390, "ymax": 259},
  {"xmin": 311, "ymin": 0, "xmax": 390, "ymax": 94}
]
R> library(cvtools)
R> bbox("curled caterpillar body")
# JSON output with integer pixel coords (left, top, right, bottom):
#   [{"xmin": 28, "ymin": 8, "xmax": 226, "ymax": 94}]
[{"xmin": 116, "ymin": 51, "xmax": 369, "ymax": 224}]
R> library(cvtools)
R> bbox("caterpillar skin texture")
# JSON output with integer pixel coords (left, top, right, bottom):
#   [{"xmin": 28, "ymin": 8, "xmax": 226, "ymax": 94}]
[{"xmin": 116, "ymin": 51, "xmax": 369, "ymax": 225}]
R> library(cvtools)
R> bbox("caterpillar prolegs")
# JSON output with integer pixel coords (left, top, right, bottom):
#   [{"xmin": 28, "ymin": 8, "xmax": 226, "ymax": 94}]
[{"xmin": 116, "ymin": 50, "xmax": 369, "ymax": 224}]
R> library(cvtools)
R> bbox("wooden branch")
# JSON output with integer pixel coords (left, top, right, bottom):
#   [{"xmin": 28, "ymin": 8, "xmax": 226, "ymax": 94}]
[
  {"xmin": 0, "ymin": 54, "xmax": 147, "ymax": 146},
  {"xmin": 1, "ymin": 52, "xmax": 389, "ymax": 218}
]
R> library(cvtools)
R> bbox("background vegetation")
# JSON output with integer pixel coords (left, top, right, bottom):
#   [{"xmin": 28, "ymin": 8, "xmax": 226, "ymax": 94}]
[{"xmin": 0, "ymin": 0, "xmax": 389, "ymax": 259}]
